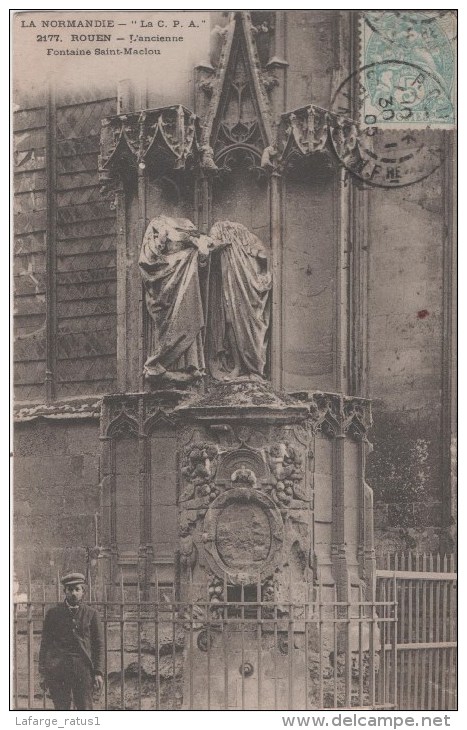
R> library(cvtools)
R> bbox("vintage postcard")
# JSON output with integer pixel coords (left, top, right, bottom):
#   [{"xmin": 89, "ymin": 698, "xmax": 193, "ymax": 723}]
[{"xmin": 12, "ymin": 9, "xmax": 457, "ymax": 714}]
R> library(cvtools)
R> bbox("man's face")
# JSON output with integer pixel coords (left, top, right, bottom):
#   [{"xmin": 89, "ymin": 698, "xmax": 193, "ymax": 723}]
[{"xmin": 65, "ymin": 584, "xmax": 84, "ymax": 605}]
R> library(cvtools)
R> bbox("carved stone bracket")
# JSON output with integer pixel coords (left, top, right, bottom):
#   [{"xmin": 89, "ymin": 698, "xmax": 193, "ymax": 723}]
[
  {"xmin": 272, "ymin": 105, "xmax": 358, "ymax": 175},
  {"xmin": 293, "ymin": 391, "xmax": 372, "ymax": 440},
  {"xmin": 98, "ymin": 105, "xmax": 202, "ymax": 187}
]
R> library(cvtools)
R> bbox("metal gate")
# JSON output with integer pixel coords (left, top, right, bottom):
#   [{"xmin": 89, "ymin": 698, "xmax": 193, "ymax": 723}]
[{"xmin": 376, "ymin": 552, "xmax": 457, "ymax": 711}]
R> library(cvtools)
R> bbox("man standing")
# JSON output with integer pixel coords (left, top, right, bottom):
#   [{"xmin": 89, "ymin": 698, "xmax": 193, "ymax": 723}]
[{"xmin": 39, "ymin": 572, "xmax": 104, "ymax": 710}]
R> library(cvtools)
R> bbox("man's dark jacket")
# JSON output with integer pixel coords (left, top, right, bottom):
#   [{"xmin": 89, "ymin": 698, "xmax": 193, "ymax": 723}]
[{"xmin": 39, "ymin": 603, "xmax": 104, "ymax": 676}]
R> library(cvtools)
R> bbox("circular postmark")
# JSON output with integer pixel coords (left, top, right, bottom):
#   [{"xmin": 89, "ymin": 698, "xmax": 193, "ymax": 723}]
[
  {"xmin": 362, "ymin": 60, "xmax": 453, "ymax": 127},
  {"xmin": 330, "ymin": 61, "xmax": 446, "ymax": 188}
]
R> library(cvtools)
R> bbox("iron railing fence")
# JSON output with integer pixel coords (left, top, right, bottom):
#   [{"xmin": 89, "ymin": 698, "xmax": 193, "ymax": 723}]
[
  {"xmin": 12, "ymin": 552, "xmax": 457, "ymax": 711},
  {"xmin": 376, "ymin": 552, "xmax": 457, "ymax": 711},
  {"xmin": 13, "ymin": 588, "xmax": 396, "ymax": 711}
]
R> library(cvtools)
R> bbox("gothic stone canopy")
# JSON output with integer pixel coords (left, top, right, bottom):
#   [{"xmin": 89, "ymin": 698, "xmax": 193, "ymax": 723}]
[{"xmin": 98, "ymin": 12, "xmax": 358, "ymax": 185}]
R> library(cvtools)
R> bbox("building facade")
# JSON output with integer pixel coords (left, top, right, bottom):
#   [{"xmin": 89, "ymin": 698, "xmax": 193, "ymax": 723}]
[{"xmin": 13, "ymin": 10, "xmax": 456, "ymax": 600}]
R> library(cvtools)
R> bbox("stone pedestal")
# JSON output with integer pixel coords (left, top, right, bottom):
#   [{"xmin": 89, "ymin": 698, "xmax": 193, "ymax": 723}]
[
  {"xmin": 95, "ymin": 380, "xmax": 374, "ymax": 708},
  {"xmin": 175, "ymin": 380, "xmax": 374, "ymax": 709}
]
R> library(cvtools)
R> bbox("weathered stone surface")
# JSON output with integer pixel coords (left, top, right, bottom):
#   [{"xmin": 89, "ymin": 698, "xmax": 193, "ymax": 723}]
[
  {"xmin": 283, "ymin": 177, "xmax": 335, "ymax": 392},
  {"xmin": 13, "ymin": 421, "xmax": 100, "ymax": 591},
  {"xmin": 181, "ymin": 379, "xmax": 302, "ymax": 410},
  {"xmin": 217, "ymin": 502, "xmax": 271, "ymax": 567},
  {"xmin": 366, "ymin": 158, "xmax": 450, "ymax": 548},
  {"xmin": 367, "ymin": 407, "xmax": 444, "ymax": 548}
]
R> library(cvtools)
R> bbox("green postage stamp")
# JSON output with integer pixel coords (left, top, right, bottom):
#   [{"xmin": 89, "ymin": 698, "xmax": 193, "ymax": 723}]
[{"xmin": 360, "ymin": 11, "xmax": 456, "ymax": 128}]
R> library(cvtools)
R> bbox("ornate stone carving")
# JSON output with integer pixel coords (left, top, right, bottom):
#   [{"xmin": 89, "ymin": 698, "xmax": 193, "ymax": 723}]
[
  {"xmin": 180, "ymin": 443, "xmax": 219, "ymax": 503},
  {"xmin": 284, "ymin": 107, "xmax": 330, "ymax": 156},
  {"xmin": 197, "ymin": 630, "xmax": 214, "ymax": 652},
  {"xmin": 203, "ymin": 486, "xmax": 284, "ymax": 584},
  {"xmin": 292, "ymin": 423, "xmax": 314, "ymax": 450},
  {"xmin": 231, "ymin": 466, "xmax": 257, "ymax": 488},
  {"xmin": 329, "ymin": 117, "xmax": 359, "ymax": 162},
  {"xmin": 274, "ymin": 105, "xmax": 361, "ymax": 176},
  {"xmin": 199, "ymin": 144, "xmax": 218, "ymax": 172},
  {"xmin": 207, "ymin": 575, "xmax": 225, "ymax": 618},
  {"xmin": 296, "ymin": 392, "xmax": 372, "ymax": 441},
  {"xmin": 310, "ymin": 393, "xmax": 341, "ymax": 438},
  {"xmin": 143, "ymin": 408, "xmax": 177, "ymax": 435},
  {"xmin": 100, "ymin": 394, "xmax": 182, "ymax": 446},
  {"xmin": 261, "ymin": 71, "xmax": 279, "ymax": 94},
  {"xmin": 106, "ymin": 411, "xmax": 139, "ymax": 439},
  {"xmin": 198, "ymin": 78, "xmax": 215, "ymax": 98},
  {"xmin": 177, "ymin": 420, "xmax": 317, "ymax": 605},
  {"xmin": 260, "ymin": 144, "xmax": 279, "ymax": 171},
  {"xmin": 261, "ymin": 576, "xmax": 275, "ymax": 602},
  {"xmin": 251, "ymin": 16, "xmax": 273, "ymax": 38},
  {"xmin": 343, "ymin": 398, "xmax": 372, "ymax": 441},
  {"xmin": 97, "ymin": 100, "xmax": 359, "ymax": 185},
  {"xmin": 179, "ymin": 513, "xmax": 198, "ymax": 570},
  {"xmin": 104, "ymin": 395, "xmax": 140, "ymax": 423},
  {"xmin": 99, "ymin": 106, "xmax": 201, "ymax": 186},
  {"xmin": 200, "ymin": 12, "xmax": 273, "ymax": 175},
  {"xmin": 268, "ymin": 442, "xmax": 305, "ymax": 505},
  {"xmin": 215, "ymin": 148, "xmax": 266, "ymax": 180},
  {"xmin": 216, "ymin": 445, "xmax": 266, "ymax": 482},
  {"xmin": 99, "ymin": 14, "xmax": 372, "ymax": 191}
]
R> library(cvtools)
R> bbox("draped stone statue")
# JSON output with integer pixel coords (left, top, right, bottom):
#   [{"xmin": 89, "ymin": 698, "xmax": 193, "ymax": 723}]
[
  {"xmin": 139, "ymin": 217, "xmax": 271, "ymax": 384},
  {"xmin": 206, "ymin": 221, "xmax": 272, "ymax": 380},
  {"xmin": 139, "ymin": 215, "xmax": 214, "ymax": 384}
]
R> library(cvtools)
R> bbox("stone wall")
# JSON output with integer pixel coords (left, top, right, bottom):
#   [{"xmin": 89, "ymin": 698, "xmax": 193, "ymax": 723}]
[
  {"xmin": 285, "ymin": 11, "xmax": 340, "ymax": 111},
  {"xmin": 13, "ymin": 419, "xmax": 100, "ymax": 592},
  {"xmin": 365, "ymin": 154, "xmax": 453, "ymax": 552}
]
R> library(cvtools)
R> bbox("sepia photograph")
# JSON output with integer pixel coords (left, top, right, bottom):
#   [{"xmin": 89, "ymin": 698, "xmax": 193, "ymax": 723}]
[{"xmin": 11, "ymin": 9, "xmax": 457, "ymax": 713}]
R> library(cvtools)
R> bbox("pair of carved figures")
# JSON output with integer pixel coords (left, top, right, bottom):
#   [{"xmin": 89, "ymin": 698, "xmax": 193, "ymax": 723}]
[{"xmin": 139, "ymin": 216, "xmax": 272, "ymax": 383}]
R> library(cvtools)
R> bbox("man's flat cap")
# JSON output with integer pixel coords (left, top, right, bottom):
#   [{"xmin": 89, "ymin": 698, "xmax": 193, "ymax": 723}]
[{"xmin": 61, "ymin": 572, "xmax": 86, "ymax": 587}]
